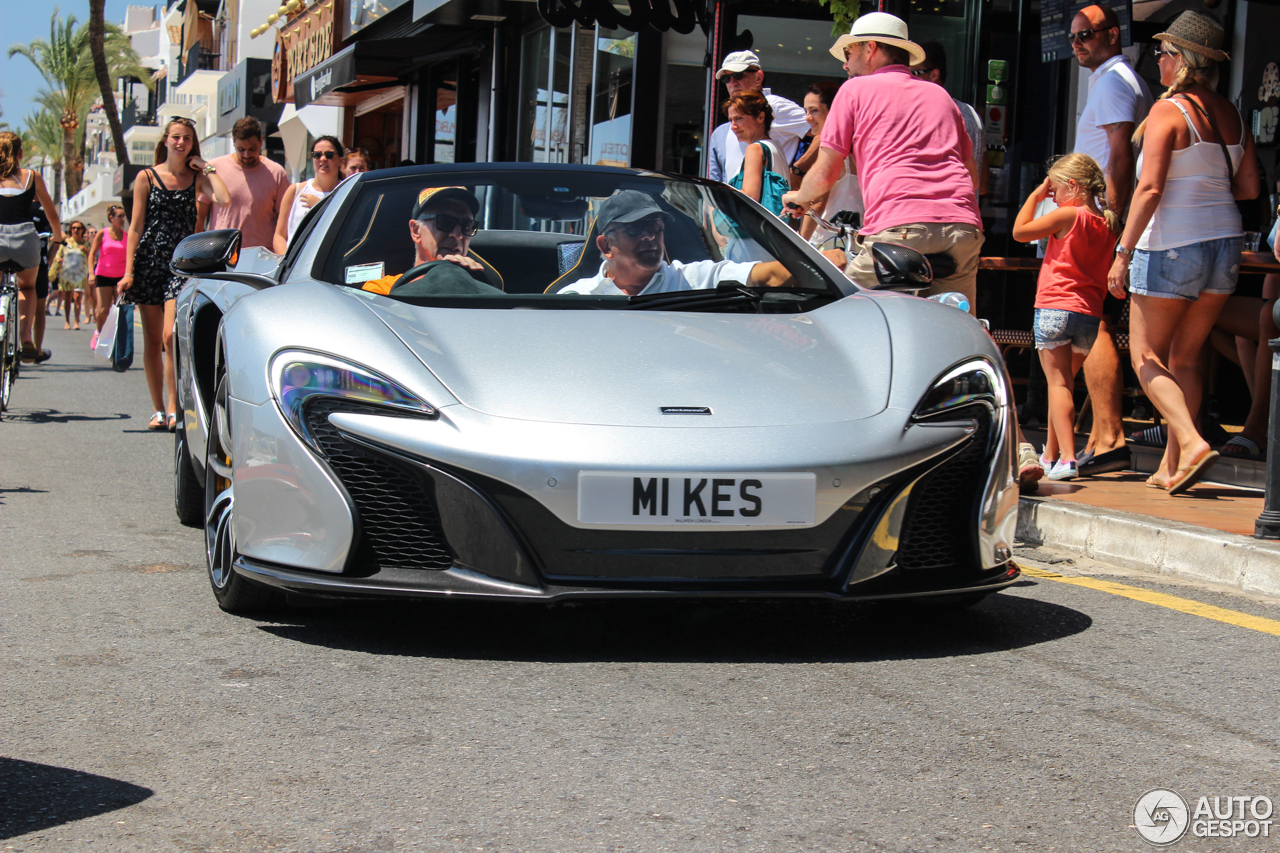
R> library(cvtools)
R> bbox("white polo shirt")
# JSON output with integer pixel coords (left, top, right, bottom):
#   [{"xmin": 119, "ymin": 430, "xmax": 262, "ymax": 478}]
[
  {"xmin": 559, "ymin": 258, "xmax": 758, "ymax": 296},
  {"xmin": 1074, "ymin": 54, "xmax": 1153, "ymax": 171}
]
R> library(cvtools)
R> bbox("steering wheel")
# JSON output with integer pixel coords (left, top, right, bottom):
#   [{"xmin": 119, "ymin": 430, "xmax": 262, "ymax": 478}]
[{"xmin": 392, "ymin": 261, "xmax": 438, "ymax": 290}]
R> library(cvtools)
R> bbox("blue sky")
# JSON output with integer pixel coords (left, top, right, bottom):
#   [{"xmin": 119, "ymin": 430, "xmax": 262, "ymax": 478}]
[{"xmin": 2, "ymin": 1, "xmax": 138, "ymax": 131}]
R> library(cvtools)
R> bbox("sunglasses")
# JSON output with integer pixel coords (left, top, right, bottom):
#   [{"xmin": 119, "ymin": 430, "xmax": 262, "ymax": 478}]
[
  {"xmin": 609, "ymin": 218, "xmax": 665, "ymax": 239},
  {"xmin": 1068, "ymin": 27, "xmax": 1113, "ymax": 43},
  {"xmin": 726, "ymin": 68, "xmax": 759, "ymax": 81},
  {"xmin": 911, "ymin": 66, "xmax": 935, "ymax": 77},
  {"xmin": 170, "ymin": 117, "xmax": 196, "ymax": 127},
  {"xmin": 1152, "ymin": 47, "xmax": 1179, "ymax": 60},
  {"xmin": 311, "ymin": 149, "xmax": 338, "ymax": 160},
  {"xmin": 419, "ymin": 213, "xmax": 480, "ymax": 236}
]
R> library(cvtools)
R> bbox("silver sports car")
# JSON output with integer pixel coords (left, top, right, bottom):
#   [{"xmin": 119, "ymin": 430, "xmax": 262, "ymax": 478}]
[{"xmin": 170, "ymin": 163, "xmax": 1019, "ymax": 613}]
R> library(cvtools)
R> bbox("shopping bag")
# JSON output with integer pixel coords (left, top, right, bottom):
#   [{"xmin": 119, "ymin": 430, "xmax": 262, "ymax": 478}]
[
  {"xmin": 111, "ymin": 303, "xmax": 134, "ymax": 372},
  {"xmin": 94, "ymin": 303, "xmax": 118, "ymax": 360}
]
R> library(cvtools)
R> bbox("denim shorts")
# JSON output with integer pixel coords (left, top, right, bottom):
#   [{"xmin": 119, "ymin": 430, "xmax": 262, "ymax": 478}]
[
  {"xmin": 1129, "ymin": 236, "xmax": 1242, "ymax": 300},
  {"xmin": 1034, "ymin": 308, "xmax": 1100, "ymax": 353}
]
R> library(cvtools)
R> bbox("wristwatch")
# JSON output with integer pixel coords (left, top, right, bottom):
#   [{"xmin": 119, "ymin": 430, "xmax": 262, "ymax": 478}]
[
  {"xmin": 202, "ymin": 163, "xmax": 217, "ymax": 175},
  {"xmin": 791, "ymin": 165, "xmax": 805, "ymax": 177},
  {"xmin": 1115, "ymin": 244, "xmax": 1133, "ymax": 256}
]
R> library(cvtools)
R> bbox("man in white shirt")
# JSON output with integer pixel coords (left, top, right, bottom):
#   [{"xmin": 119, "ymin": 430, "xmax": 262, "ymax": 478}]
[
  {"xmin": 559, "ymin": 191, "xmax": 795, "ymax": 296},
  {"xmin": 706, "ymin": 51, "xmax": 809, "ymax": 185},
  {"xmin": 1069, "ymin": 4, "xmax": 1153, "ymax": 476}
]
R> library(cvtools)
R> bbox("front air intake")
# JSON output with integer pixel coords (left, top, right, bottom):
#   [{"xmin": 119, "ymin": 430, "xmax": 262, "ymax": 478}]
[{"xmin": 304, "ymin": 399, "xmax": 453, "ymax": 571}]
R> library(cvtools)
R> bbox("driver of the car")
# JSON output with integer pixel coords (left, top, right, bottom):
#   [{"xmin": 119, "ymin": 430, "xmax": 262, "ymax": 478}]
[
  {"xmin": 362, "ymin": 185, "xmax": 501, "ymax": 296},
  {"xmin": 559, "ymin": 190, "xmax": 795, "ymax": 296}
]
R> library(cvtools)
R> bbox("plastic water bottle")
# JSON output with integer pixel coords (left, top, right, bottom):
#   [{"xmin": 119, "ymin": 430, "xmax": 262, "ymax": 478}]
[{"xmin": 927, "ymin": 291, "xmax": 970, "ymax": 313}]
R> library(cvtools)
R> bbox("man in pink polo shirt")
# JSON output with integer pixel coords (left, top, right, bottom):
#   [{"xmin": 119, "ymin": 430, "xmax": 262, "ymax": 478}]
[{"xmin": 782, "ymin": 12, "xmax": 983, "ymax": 308}]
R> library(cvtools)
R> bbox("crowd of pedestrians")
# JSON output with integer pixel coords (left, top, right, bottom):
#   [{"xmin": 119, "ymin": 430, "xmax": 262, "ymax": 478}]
[
  {"xmin": 0, "ymin": 115, "xmax": 374, "ymax": 430},
  {"xmin": 714, "ymin": 5, "xmax": 1268, "ymax": 496}
]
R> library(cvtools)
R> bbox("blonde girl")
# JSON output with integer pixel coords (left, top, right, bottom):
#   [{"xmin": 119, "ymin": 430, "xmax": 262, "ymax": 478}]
[
  {"xmin": 1013, "ymin": 153, "xmax": 1121, "ymax": 481},
  {"xmin": 118, "ymin": 118, "xmax": 230, "ymax": 431}
]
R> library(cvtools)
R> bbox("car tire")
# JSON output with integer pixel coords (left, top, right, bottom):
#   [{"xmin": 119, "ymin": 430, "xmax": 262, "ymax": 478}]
[
  {"xmin": 204, "ymin": 369, "xmax": 277, "ymax": 614},
  {"xmin": 174, "ymin": 426, "xmax": 203, "ymax": 528}
]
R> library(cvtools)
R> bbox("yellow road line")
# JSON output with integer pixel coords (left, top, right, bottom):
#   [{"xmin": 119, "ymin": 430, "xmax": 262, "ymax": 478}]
[{"xmin": 1021, "ymin": 565, "xmax": 1280, "ymax": 637}]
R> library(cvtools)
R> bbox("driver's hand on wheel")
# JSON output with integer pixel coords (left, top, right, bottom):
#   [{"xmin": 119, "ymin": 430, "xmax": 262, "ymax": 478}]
[{"xmin": 442, "ymin": 255, "xmax": 483, "ymax": 272}]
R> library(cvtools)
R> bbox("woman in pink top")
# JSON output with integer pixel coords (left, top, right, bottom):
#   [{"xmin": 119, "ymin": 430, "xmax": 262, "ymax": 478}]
[
  {"xmin": 1013, "ymin": 154, "xmax": 1120, "ymax": 481},
  {"xmin": 87, "ymin": 204, "xmax": 128, "ymax": 345}
]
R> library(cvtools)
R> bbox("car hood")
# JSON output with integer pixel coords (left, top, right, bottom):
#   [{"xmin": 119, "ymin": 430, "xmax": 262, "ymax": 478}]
[{"xmin": 358, "ymin": 295, "xmax": 892, "ymax": 427}]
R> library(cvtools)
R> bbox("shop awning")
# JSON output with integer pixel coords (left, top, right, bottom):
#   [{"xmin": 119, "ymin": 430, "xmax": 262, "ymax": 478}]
[{"xmin": 293, "ymin": 30, "xmax": 480, "ymax": 109}]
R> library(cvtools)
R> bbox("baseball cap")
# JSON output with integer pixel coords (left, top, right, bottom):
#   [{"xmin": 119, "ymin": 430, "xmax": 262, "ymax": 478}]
[
  {"xmin": 412, "ymin": 186, "xmax": 480, "ymax": 220},
  {"xmin": 594, "ymin": 191, "xmax": 673, "ymax": 234},
  {"xmin": 716, "ymin": 50, "xmax": 762, "ymax": 80}
]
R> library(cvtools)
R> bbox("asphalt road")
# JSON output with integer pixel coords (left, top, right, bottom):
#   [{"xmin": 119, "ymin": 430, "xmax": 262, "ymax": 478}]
[{"xmin": 3, "ymin": 325, "xmax": 1280, "ymax": 852}]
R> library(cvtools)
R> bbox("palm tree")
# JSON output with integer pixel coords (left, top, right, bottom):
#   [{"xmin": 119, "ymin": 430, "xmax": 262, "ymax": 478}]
[
  {"xmin": 8, "ymin": 9, "xmax": 149, "ymax": 197},
  {"xmin": 23, "ymin": 110, "xmax": 65, "ymax": 204},
  {"xmin": 90, "ymin": 0, "xmax": 129, "ymax": 170}
]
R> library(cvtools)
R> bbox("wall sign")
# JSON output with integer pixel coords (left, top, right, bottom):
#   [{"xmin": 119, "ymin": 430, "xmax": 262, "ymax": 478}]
[{"xmin": 271, "ymin": 1, "xmax": 337, "ymax": 103}]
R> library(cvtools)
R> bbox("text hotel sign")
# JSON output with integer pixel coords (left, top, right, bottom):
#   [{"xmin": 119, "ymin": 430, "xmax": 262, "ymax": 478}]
[{"xmin": 271, "ymin": 1, "xmax": 337, "ymax": 103}]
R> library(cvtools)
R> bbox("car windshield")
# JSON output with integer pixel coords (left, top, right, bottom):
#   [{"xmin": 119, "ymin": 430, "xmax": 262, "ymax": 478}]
[{"xmin": 316, "ymin": 168, "xmax": 851, "ymax": 310}]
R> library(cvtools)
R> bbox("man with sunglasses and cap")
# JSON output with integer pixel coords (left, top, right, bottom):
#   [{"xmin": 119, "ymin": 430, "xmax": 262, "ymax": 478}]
[
  {"xmin": 706, "ymin": 51, "xmax": 809, "ymax": 185},
  {"xmin": 782, "ymin": 12, "xmax": 983, "ymax": 310},
  {"xmin": 1066, "ymin": 4, "xmax": 1152, "ymax": 476},
  {"xmin": 560, "ymin": 190, "xmax": 796, "ymax": 296},
  {"xmin": 362, "ymin": 186, "xmax": 500, "ymax": 297}
]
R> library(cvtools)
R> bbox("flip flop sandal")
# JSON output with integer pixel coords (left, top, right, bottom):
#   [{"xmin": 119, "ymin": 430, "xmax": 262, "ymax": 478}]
[
  {"xmin": 1220, "ymin": 435, "xmax": 1265, "ymax": 461},
  {"xmin": 1145, "ymin": 474, "xmax": 1168, "ymax": 490},
  {"xmin": 20, "ymin": 342, "xmax": 38, "ymax": 363},
  {"xmin": 1167, "ymin": 450, "xmax": 1220, "ymax": 496},
  {"xmin": 167, "ymin": 413, "xmax": 178, "ymax": 433},
  {"xmin": 1128, "ymin": 425, "xmax": 1167, "ymax": 447},
  {"xmin": 147, "ymin": 411, "xmax": 166, "ymax": 431}
]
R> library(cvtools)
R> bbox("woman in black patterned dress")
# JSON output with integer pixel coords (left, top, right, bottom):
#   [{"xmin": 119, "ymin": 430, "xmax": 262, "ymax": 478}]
[{"xmin": 118, "ymin": 118, "xmax": 228, "ymax": 431}]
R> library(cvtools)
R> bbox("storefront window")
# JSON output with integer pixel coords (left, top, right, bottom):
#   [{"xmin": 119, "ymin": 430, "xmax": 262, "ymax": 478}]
[
  {"xmin": 663, "ymin": 28, "xmax": 709, "ymax": 175},
  {"xmin": 589, "ymin": 29, "xmax": 635, "ymax": 167},
  {"xmin": 518, "ymin": 26, "xmax": 573, "ymax": 163},
  {"xmin": 435, "ymin": 82, "xmax": 457, "ymax": 164},
  {"xmin": 732, "ymin": 16, "xmax": 846, "ymax": 108}
]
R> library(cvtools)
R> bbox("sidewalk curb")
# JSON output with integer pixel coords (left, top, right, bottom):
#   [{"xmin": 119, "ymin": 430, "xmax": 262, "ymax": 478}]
[{"xmin": 1016, "ymin": 497, "xmax": 1280, "ymax": 597}]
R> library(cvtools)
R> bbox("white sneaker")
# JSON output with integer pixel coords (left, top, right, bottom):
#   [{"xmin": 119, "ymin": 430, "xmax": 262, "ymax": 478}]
[{"xmin": 1048, "ymin": 460, "xmax": 1078, "ymax": 481}]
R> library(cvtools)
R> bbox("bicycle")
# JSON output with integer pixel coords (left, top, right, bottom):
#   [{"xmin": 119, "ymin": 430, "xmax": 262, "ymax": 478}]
[{"xmin": 0, "ymin": 259, "xmax": 21, "ymax": 414}]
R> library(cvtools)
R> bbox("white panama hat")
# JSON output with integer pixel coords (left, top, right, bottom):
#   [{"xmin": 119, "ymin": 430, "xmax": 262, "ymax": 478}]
[{"xmin": 829, "ymin": 12, "xmax": 926, "ymax": 67}]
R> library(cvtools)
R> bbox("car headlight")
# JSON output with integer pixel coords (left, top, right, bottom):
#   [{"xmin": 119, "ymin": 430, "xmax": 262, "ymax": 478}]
[
  {"xmin": 270, "ymin": 351, "xmax": 436, "ymax": 450},
  {"xmin": 913, "ymin": 359, "xmax": 1005, "ymax": 421}
]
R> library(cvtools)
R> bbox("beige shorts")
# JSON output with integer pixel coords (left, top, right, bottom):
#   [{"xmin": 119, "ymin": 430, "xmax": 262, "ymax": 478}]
[{"xmin": 846, "ymin": 222, "xmax": 984, "ymax": 314}]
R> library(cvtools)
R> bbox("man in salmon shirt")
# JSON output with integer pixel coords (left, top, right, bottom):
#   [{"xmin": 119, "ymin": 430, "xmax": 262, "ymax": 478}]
[{"xmin": 781, "ymin": 12, "xmax": 983, "ymax": 310}]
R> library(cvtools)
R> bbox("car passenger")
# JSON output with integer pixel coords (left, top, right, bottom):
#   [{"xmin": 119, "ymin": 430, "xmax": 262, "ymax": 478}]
[
  {"xmin": 362, "ymin": 186, "xmax": 500, "ymax": 297},
  {"xmin": 559, "ymin": 191, "xmax": 795, "ymax": 296}
]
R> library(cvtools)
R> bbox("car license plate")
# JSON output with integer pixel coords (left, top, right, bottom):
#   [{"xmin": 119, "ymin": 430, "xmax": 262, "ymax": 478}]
[{"xmin": 577, "ymin": 472, "xmax": 816, "ymax": 526}]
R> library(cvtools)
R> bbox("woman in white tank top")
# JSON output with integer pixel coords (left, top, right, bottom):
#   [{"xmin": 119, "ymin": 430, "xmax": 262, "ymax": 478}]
[
  {"xmin": 1105, "ymin": 11, "xmax": 1260, "ymax": 496},
  {"xmin": 273, "ymin": 136, "xmax": 344, "ymax": 253}
]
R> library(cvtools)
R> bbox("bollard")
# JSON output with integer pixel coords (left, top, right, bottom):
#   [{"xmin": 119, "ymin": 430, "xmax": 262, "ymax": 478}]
[{"xmin": 1256, "ymin": 334, "xmax": 1280, "ymax": 538}]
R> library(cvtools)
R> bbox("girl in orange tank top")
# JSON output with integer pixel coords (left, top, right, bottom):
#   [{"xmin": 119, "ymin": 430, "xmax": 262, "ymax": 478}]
[{"xmin": 1012, "ymin": 153, "xmax": 1121, "ymax": 481}]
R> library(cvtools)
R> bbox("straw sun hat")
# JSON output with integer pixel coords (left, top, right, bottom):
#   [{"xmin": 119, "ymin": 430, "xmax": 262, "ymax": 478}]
[
  {"xmin": 1154, "ymin": 10, "xmax": 1229, "ymax": 62},
  {"xmin": 828, "ymin": 12, "xmax": 926, "ymax": 67}
]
